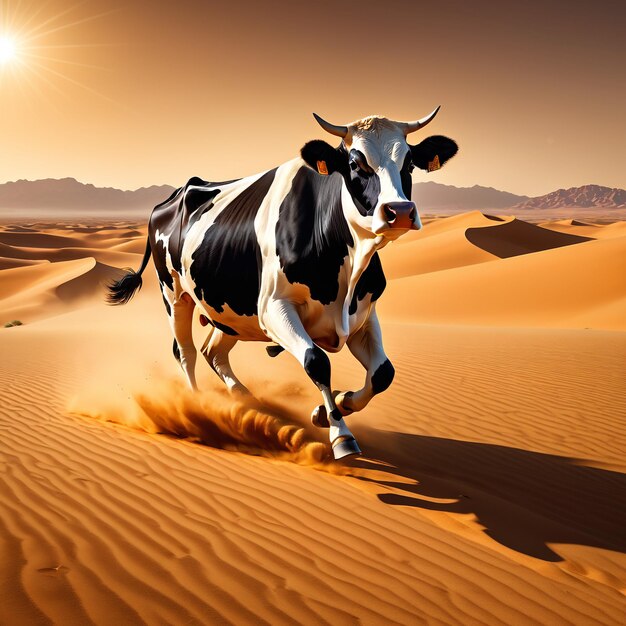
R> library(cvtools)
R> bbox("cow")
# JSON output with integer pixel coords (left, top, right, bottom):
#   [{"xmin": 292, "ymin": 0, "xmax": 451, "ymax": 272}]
[{"xmin": 107, "ymin": 108, "xmax": 458, "ymax": 460}]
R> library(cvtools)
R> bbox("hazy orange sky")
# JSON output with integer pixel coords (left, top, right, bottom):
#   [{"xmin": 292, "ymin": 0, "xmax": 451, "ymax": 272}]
[{"xmin": 0, "ymin": 0, "xmax": 624, "ymax": 196}]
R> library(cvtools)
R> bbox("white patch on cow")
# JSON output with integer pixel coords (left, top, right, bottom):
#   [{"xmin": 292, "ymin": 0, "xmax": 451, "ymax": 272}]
[
  {"xmin": 256, "ymin": 158, "xmax": 306, "ymax": 323},
  {"xmin": 154, "ymin": 229, "xmax": 175, "ymax": 278}
]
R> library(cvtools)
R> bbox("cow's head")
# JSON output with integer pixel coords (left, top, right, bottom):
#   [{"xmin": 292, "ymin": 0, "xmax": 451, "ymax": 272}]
[{"xmin": 301, "ymin": 107, "xmax": 458, "ymax": 240}]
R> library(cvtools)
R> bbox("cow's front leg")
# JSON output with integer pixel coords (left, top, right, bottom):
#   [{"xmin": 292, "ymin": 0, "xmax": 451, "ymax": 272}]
[
  {"xmin": 335, "ymin": 309, "xmax": 394, "ymax": 416},
  {"xmin": 261, "ymin": 298, "xmax": 361, "ymax": 460}
]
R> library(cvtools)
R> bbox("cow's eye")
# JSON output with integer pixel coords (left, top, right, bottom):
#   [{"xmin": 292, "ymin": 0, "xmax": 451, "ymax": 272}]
[
  {"xmin": 350, "ymin": 157, "xmax": 373, "ymax": 176},
  {"xmin": 349, "ymin": 149, "xmax": 373, "ymax": 174}
]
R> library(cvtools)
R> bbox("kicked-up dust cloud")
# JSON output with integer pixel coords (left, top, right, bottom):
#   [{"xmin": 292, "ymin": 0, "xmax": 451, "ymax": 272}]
[{"xmin": 70, "ymin": 377, "xmax": 336, "ymax": 468}]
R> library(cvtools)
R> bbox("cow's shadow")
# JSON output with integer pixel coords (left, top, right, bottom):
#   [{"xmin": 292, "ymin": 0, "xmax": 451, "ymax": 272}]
[{"xmin": 349, "ymin": 426, "xmax": 626, "ymax": 561}]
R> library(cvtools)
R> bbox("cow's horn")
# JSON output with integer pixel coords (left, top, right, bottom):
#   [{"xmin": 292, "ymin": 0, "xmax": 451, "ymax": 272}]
[
  {"xmin": 313, "ymin": 113, "xmax": 348, "ymax": 138},
  {"xmin": 400, "ymin": 105, "xmax": 441, "ymax": 135}
]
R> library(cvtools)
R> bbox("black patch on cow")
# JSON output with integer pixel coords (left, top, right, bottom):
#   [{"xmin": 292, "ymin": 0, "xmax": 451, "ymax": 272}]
[
  {"xmin": 173, "ymin": 339, "xmax": 181, "ymax": 363},
  {"xmin": 349, "ymin": 252, "xmax": 386, "ymax": 315},
  {"xmin": 213, "ymin": 320, "xmax": 238, "ymax": 336},
  {"xmin": 186, "ymin": 187, "xmax": 221, "ymax": 231},
  {"xmin": 266, "ymin": 344, "xmax": 285, "ymax": 358},
  {"xmin": 400, "ymin": 152, "xmax": 414, "ymax": 199},
  {"xmin": 371, "ymin": 359, "xmax": 395, "ymax": 394},
  {"xmin": 410, "ymin": 136, "xmax": 458, "ymax": 172},
  {"xmin": 190, "ymin": 169, "xmax": 277, "ymax": 316},
  {"xmin": 304, "ymin": 345, "xmax": 331, "ymax": 388},
  {"xmin": 300, "ymin": 140, "xmax": 348, "ymax": 175},
  {"xmin": 151, "ymin": 238, "xmax": 173, "ymax": 290},
  {"xmin": 344, "ymin": 148, "xmax": 381, "ymax": 216},
  {"xmin": 329, "ymin": 408, "xmax": 343, "ymax": 423},
  {"xmin": 276, "ymin": 167, "xmax": 354, "ymax": 304},
  {"xmin": 185, "ymin": 186, "xmax": 215, "ymax": 214},
  {"xmin": 162, "ymin": 292, "xmax": 172, "ymax": 317}
]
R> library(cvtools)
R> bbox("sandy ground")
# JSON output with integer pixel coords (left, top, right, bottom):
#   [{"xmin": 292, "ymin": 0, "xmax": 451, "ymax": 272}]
[{"xmin": 0, "ymin": 212, "xmax": 625, "ymax": 625}]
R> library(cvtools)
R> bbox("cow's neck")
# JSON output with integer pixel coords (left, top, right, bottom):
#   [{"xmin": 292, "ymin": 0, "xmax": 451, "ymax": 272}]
[{"xmin": 338, "ymin": 184, "xmax": 387, "ymax": 340}]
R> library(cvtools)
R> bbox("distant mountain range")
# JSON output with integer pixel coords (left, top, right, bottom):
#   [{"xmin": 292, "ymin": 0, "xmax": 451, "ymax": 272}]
[
  {"xmin": 511, "ymin": 184, "xmax": 626, "ymax": 209},
  {"xmin": 0, "ymin": 178, "xmax": 173, "ymax": 214},
  {"xmin": 412, "ymin": 182, "xmax": 529, "ymax": 210},
  {"xmin": 0, "ymin": 178, "xmax": 624, "ymax": 216}
]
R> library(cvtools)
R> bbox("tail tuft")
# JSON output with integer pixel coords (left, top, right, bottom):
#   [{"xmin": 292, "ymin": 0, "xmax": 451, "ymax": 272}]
[{"xmin": 106, "ymin": 269, "xmax": 143, "ymax": 305}]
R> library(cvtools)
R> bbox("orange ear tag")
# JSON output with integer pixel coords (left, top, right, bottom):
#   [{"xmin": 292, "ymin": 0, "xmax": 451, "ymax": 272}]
[
  {"xmin": 317, "ymin": 160, "xmax": 329, "ymax": 175},
  {"xmin": 428, "ymin": 155, "xmax": 441, "ymax": 172}
]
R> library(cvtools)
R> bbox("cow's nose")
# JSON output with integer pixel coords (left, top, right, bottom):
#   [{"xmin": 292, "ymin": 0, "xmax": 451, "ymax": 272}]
[{"xmin": 382, "ymin": 201, "xmax": 417, "ymax": 229}]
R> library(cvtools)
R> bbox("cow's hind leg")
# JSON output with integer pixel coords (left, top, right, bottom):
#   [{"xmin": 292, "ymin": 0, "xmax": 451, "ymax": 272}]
[
  {"xmin": 200, "ymin": 328, "xmax": 250, "ymax": 395},
  {"xmin": 335, "ymin": 309, "xmax": 394, "ymax": 416},
  {"xmin": 261, "ymin": 298, "xmax": 360, "ymax": 460},
  {"xmin": 163, "ymin": 285, "xmax": 198, "ymax": 390}
]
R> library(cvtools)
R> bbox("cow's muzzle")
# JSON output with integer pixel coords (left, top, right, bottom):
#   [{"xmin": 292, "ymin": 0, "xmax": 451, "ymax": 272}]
[{"xmin": 382, "ymin": 201, "xmax": 419, "ymax": 230}]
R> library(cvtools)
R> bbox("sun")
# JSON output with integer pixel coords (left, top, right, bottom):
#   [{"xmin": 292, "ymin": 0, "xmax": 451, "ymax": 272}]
[
  {"xmin": 0, "ymin": 35, "xmax": 17, "ymax": 64},
  {"xmin": 0, "ymin": 2, "xmax": 120, "ymax": 104}
]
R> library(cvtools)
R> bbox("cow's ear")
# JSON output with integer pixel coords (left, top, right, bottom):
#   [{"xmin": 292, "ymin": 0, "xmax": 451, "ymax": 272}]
[
  {"xmin": 410, "ymin": 135, "xmax": 458, "ymax": 172},
  {"xmin": 301, "ymin": 140, "xmax": 346, "ymax": 175}
]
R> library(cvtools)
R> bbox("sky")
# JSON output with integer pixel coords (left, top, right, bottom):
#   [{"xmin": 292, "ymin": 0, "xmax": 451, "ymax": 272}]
[{"xmin": 0, "ymin": 0, "xmax": 624, "ymax": 196}]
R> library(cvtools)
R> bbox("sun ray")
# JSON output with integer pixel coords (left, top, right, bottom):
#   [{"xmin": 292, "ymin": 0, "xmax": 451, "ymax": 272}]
[
  {"xmin": 19, "ymin": 59, "xmax": 75, "ymax": 102},
  {"xmin": 0, "ymin": 0, "xmax": 124, "ymax": 108},
  {"xmin": 26, "ymin": 42, "xmax": 120, "ymax": 51},
  {"xmin": 9, "ymin": 0, "xmax": 47, "ymax": 32},
  {"xmin": 22, "ymin": 7, "xmax": 121, "ymax": 45},
  {"xmin": 21, "ymin": 50, "xmax": 114, "ymax": 73},
  {"xmin": 13, "ymin": 61, "xmax": 51, "ymax": 113},
  {"xmin": 25, "ymin": 56, "xmax": 117, "ymax": 104},
  {"xmin": 13, "ymin": 0, "xmax": 89, "ymax": 40}
]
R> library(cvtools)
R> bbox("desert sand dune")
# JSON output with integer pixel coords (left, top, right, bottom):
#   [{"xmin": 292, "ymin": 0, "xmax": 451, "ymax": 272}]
[
  {"xmin": 0, "ymin": 231, "xmax": 91, "ymax": 249},
  {"xmin": 465, "ymin": 218, "xmax": 592, "ymax": 257},
  {"xmin": 0, "ymin": 257, "xmax": 95, "ymax": 301},
  {"xmin": 1, "ymin": 308, "xmax": 624, "ymax": 625},
  {"xmin": 399, "ymin": 210, "xmax": 508, "ymax": 243},
  {"xmin": 0, "ymin": 216, "xmax": 625, "ymax": 625},
  {"xmin": 3, "ymin": 225, "xmax": 38, "ymax": 233},
  {"xmin": 0, "ymin": 257, "xmax": 123, "ymax": 321},
  {"xmin": 0, "ymin": 244, "xmax": 140, "ymax": 267},
  {"xmin": 540, "ymin": 219, "xmax": 626, "ymax": 240},
  {"xmin": 380, "ymin": 235, "xmax": 626, "ymax": 330},
  {"xmin": 379, "ymin": 212, "xmax": 541, "ymax": 279},
  {"xmin": 0, "ymin": 241, "xmax": 45, "ymax": 260},
  {"xmin": 380, "ymin": 226, "xmax": 497, "ymax": 278},
  {"xmin": 55, "ymin": 261, "xmax": 124, "ymax": 303},
  {"xmin": 110, "ymin": 238, "xmax": 150, "ymax": 254},
  {"xmin": 0, "ymin": 256, "xmax": 48, "ymax": 270}
]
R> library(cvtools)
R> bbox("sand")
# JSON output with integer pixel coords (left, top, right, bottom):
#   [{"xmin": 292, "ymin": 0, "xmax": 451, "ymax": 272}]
[{"xmin": 0, "ymin": 213, "xmax": 625, "ymax": 625}]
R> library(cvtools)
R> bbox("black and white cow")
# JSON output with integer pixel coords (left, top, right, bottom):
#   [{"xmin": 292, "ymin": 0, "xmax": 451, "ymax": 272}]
[{"xmin": 107, "ymin": 108, "xmax": 458, "ymax": 459}]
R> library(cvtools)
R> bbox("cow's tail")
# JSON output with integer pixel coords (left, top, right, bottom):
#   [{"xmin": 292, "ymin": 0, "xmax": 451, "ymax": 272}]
[{"xmin": 106, "ymin": 237, "xmax": 152, "ymax": 305}]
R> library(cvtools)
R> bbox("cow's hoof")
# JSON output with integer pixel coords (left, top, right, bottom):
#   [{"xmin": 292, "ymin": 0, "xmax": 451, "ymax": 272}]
[
  {"xmin": 331, "ymin": 436, "xmax": 362, "ymax": 460},
  {"xmin": 311, "ymin": 405, "xmax": 330, "ymax": 428},
  {"xmin": 229, "ymin": 383, "xmax": 251, "ymax": 397},
  {"xmin": 334, "ymin": 391, "xmax": 355, "ymax": 416}
]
